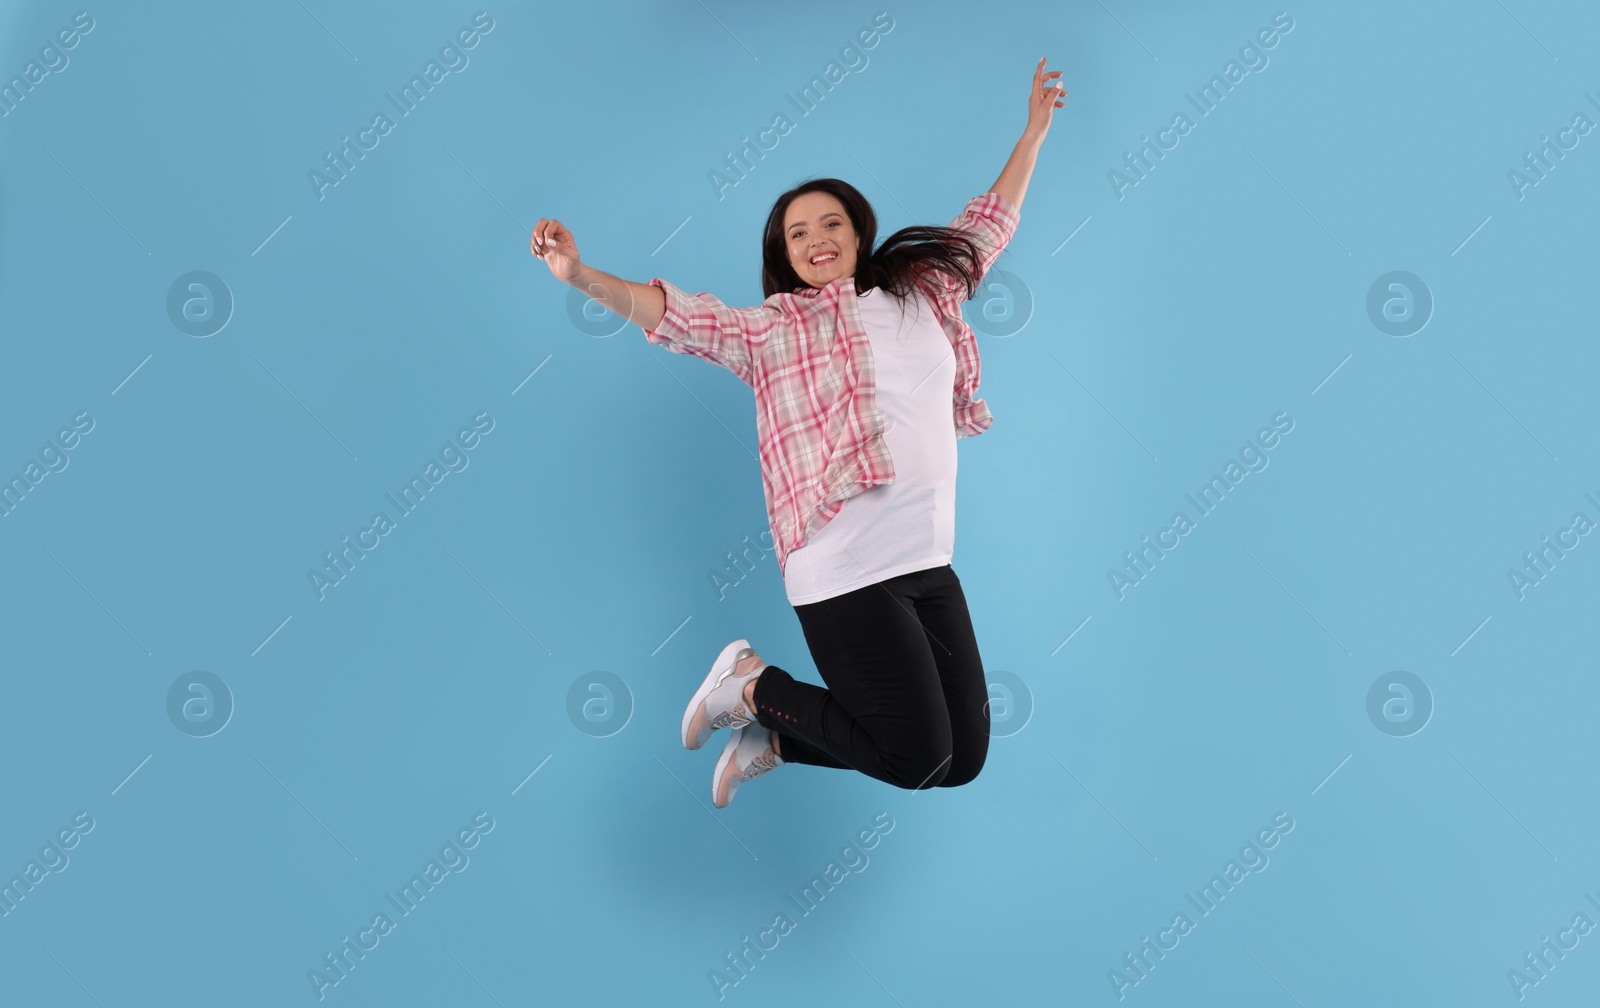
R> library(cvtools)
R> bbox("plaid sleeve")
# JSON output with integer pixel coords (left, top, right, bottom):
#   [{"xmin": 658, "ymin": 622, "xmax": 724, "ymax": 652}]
[
  {"xmin": 641, "ymin": 277, "xmax": 784, "ymax": 388},
  {"xmin": 915, "ymin": 191, "xmax": 1021, "ymax": 307}
]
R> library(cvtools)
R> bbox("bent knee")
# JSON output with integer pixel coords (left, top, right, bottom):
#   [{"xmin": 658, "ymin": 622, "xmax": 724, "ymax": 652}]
[
  {"xmin": 937, "ymin": 757, "xmax": 985, "ymax": 788},
  {"xmin": 888, "ymin": 751, "xmax": 953, "ymax": 790}
]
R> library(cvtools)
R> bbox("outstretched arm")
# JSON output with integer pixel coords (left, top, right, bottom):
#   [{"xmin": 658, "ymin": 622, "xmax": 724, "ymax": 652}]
[
  {"xmin": 571, "ymin": 264, "xmax": 666, "ymax": 333},
  {"xmin": 532, "ymin": 218, "xmax": 666, "ymax": 332},
  {"xmin": 987, "ymin": 57, "xmax": 1066, "ymax": 212},
  {"xmin": 533, "ymin": 217, "xmax": 780, "ymax": 387}
]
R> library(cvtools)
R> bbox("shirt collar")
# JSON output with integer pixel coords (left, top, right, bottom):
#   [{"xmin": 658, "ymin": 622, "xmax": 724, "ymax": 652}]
[{"xmin": 791, "ymin": 275, "xmax": 853, "ymax": 298}]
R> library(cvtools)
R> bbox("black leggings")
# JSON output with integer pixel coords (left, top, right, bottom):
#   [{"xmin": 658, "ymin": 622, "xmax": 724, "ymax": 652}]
[{"xmin": 750, "ymin": 563, "xmax": 990, "ymax": 789}]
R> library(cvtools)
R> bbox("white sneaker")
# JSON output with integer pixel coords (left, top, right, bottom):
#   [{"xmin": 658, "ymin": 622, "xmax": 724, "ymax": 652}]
[
  {"xmin": 681, "ymin": 638, "xmax": 766, "ymax": 750},
  {"xmin": 713, "ymin": 724, "xmax": 783, "ymax": 808}
]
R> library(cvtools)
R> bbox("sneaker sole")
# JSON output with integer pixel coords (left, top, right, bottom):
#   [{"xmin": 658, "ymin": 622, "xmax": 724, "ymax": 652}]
[{"xmin": 681, "ymin": 638, "xmax": 751, "ymax": 750}]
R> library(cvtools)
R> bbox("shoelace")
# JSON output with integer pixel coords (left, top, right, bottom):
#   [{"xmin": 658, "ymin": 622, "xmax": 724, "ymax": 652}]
[
  {"xmin": 740, "ymin": 752, "xmax": 780, "ymax": 780},
  {"xmin": 707, "ymin": 704, "xmax": 750, "ymax": 730}
]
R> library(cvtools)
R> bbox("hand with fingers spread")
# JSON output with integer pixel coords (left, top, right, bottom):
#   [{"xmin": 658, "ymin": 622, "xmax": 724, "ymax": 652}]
[
  {"xmin": 1027, "ymin": 56, "xmax": 1068, "ymax": 138},
  {"xmin": 530, "ymin": 217, "xmax": 582, "ymax": 284}
]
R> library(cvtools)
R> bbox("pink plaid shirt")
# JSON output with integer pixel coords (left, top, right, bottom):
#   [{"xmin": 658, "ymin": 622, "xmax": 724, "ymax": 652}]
[{"xmin": 643, "ymin": 191, "xmax": 1020, "ymax": 577}]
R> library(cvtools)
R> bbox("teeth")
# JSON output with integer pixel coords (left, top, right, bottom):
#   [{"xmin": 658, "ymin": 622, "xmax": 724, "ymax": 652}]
[{"xmin": 811, "ymin": 252, "xmax": 836, "ymax": 264}]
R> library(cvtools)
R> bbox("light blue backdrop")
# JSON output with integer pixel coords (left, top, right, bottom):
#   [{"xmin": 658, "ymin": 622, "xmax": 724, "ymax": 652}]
[{"xmin": 2, "ymin": 0, "xmax": 1597, "ymax": 1004}]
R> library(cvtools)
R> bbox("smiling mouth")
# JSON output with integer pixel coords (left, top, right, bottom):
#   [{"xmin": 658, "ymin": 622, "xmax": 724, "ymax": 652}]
[{"xmin": 809, "ymin": 252, "xmax": 838, "ymax": 265}]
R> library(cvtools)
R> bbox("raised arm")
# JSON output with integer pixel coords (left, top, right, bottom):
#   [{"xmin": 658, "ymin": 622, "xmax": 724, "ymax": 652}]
[
  {"xmin": 987, "ymin": 57, "xmax": 1066, "ymax": 212},
  {"xmin": 532, "ymin": 217, "xmax": 665, "ymax": 332}
]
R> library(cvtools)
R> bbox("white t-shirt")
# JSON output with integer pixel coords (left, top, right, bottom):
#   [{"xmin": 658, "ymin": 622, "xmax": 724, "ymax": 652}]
[{"xmin": 781, "ymin": 285, "xmax": 958, "ymax": 606}]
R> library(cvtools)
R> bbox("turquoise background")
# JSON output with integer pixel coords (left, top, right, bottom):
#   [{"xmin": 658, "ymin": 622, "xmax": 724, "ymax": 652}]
[{"xmin": 2, "ymin": 0, "xmax": 1598, "ymax": 1004}]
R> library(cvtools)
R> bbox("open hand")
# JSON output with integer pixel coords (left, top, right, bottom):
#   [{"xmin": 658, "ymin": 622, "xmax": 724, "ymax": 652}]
[{"xmin": 1027, "ymin": 57, "xmax": 1067, "ymax": 136}]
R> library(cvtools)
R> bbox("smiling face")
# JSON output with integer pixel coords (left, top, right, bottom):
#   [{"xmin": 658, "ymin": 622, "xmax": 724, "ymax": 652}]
[{"xmin": 784, "ymin": 191, "xmax": 858, "ymax": 289}]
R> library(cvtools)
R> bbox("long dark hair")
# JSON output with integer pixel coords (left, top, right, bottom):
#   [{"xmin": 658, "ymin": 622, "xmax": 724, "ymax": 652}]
[{"xmin": 759, "ymin": 177, "xmax": 984, "ymax": 302}]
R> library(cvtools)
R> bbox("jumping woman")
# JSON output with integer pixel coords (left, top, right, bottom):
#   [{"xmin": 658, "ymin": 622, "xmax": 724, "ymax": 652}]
[{"xmin": 533, "ymin": 58, "xmax": 1065, "ymax": 807}]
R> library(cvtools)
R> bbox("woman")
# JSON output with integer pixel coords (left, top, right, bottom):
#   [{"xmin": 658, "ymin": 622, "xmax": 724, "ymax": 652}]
[{"xmin": 533, "ymin": 59, "xmax": 1065, "ymax": 807}]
